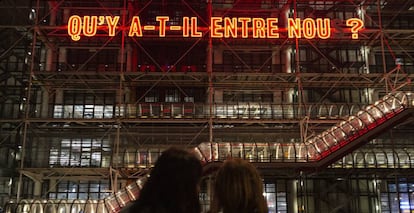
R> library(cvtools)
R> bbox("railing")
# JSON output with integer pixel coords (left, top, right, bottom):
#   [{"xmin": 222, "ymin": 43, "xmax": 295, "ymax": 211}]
[
  {"xmin": 5, "ymin": 145, "xmax": 414, "ymax": 213},
  {"xmin": 3, "ymin": 177, "xmax": 148, "ymax": 213},
  {"xmin": 0, "ymin": 102, "xmax": 368, "ymax": 120},
  {"xmin": 46, "ymin": 102, "xmax": 366, "ymax": 120}
]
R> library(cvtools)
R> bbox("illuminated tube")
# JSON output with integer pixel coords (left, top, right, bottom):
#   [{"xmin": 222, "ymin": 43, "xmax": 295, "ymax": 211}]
[
  {"xmin": 156, "ymin": 16, "xmax": 169, "ymax": 37},
  {"xmin": 330, "ymin": 126, "xmax": 347, "ymax": 145},
  {"xmin": 129, "ymin": 16, "xmax": 143, "ymax": 37},
  {"xmin": 115, "ymin": 189, "xmax": 130, "ymax": 208},
  {"xmin": 105, "ymin": 195, "xmax": 121, "ymax": 213},
  {"xmin": 347, "ymin": 115, "xmax": 365, "ymax": 132},
  {"xmin": 287, "ymin": 18, "xmax": 331, "ymax": 39},
  {"xmin": 357, "ymin": 110, "xmax": 376, "ymax": 128},
  {"xmin": 68, "ymin": 15, "xmax": 82, "ymax": 41},
  {"xmin": 307, "ymin": 143, "xmax": 322, "ymax": 160},
  {"xmin": 125, "ymin": 177, "xmax": 147, "ymax": 201},
  {"xmin": 315, "ymin": 137, "xmax": 330, "ymax": 155},
  {"xmin": 296, "ymin": 143, "xmax": 306, "ymax": 161},
  {"xmin": 83, "ymin": 16, "xmax": 98, "ymax": 37},
  {"xmin": 302, "ymin": 18, "xmax": 316, "ymax": 39},
  {"xmin": 321, "ymin": 131, "xmax": 338, "ymax": 151},
  {"xmin": 224, "ymin": 17, "xmax": 237, "ymax": 38},
  {"xmin": 106, "ymin": 16, "xmax": 119, "ymax": 37},
  {"xmin": 252, "ymin": 18, "xmax": 266, "ymax": 38},
  {"xmin": 338, "ymin": 120, "xmax": 357, "ymax": 141}
]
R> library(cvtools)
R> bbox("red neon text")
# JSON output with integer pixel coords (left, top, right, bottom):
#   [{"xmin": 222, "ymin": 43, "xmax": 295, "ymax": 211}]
[
  {"xmin": 67, "ymin": 16, "xmax": 362, "ymax": 41},
  {"xmin": 68, "ymin": 15, "xmax": 119, "ymax": 41}
]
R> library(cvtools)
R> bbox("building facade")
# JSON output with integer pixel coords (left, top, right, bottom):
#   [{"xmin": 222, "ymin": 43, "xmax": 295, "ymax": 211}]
[{"xmin": 1, "ymin": 0, "xmax": 414, "ymax": 212}]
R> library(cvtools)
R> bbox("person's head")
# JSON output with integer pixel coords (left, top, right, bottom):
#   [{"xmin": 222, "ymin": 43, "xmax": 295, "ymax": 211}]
[
  {"xmin": 211, "ymin": 158, "xmax": 268, "ymax": 213},
  {"xmin": 130, "ymin": 147, "xmax": 202, "ymax": 213}
]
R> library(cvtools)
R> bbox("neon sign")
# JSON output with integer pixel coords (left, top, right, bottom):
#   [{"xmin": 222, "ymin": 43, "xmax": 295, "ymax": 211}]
[{"xmin": 67, "ymin": 15, "xmax": 364, "ymax": 41}]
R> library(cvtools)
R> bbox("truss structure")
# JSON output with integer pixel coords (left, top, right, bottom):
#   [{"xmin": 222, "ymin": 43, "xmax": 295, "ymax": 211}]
[{"xmin": 1, "ymin": 0, "xmax": 414, "ymax": 206}]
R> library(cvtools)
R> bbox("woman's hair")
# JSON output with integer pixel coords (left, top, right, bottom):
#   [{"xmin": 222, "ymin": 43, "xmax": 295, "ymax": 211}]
[
  {"xmin": 210, "ymin": 158, "xmax": 268, "ymax": 213},
  {"xmin": 128, "ymin": 147, "xmax": 202, "ymax": 213}
]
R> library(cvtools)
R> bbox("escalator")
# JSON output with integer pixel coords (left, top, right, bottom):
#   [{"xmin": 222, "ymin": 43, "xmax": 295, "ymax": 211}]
[{"xmin": 196, "ymin": 91, "xmax": 414, "ymax": 169}]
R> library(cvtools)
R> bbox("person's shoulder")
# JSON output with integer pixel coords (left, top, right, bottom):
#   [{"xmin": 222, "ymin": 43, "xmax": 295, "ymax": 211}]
[
  {"xmin": 124, "ymin": 201, "xmax": 167, "ymax": 213},
  {"xmin": 138, "ymin": 206, "xmax": 167, "ymax": 213}
]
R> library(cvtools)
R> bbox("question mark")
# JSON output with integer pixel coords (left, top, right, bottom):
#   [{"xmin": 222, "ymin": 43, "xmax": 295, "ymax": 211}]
[{"xmin": 346, "ymin": 18, "xmax": 364, "ymax": 39}]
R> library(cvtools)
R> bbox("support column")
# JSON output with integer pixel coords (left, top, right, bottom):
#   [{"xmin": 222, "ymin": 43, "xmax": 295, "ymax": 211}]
[
  {"xmin": 272, "ymin": 46, "xmax": 281, "ymax": 72},
  {"xmin": 361, "ymin": 46, "xmax": 371, "ymax": 74},
  {"xmin": 282, "ymin": 46, "xmax": 292, "ymax": 74},
  {"xmin": 288, "ymin": 180, "xmax": 298, "ymax": 213},
  {"xmin": 282, "ymin": 46, "xmax": 295, "ymax": 104},
  {"xmin": 356, "ymin": 2, "xmax": 366, "ymax": 69},
  {"xmin": 368, "ymin": 48, "xmax": 376, "ymax": 70},
  {"xmin": 40, "ymin": 88, "xmax": 49, "ymax": 118},
  {"xmin": 287, "ymin": 89, "xmax": 295, "ymax": 103},
  {"xmin": 125, "ymin": 87, "xmax": 137, "ymax": 118},
  {"xmin": 273, "ymin": 91, "xmax": 283, "ymax": 104},
  {"xmin": 214, "ymin": 90, "xmax": 223, "ymax": 103},
  {"xmin": 272, "ymin": 47, "xmax": 283, "ymax": 104},
  {"xmin": 33, "ymin": 180, "xmax": 42, "ymax": 199},
  {"xmin": 126, "ymin": 43, "xmax": 133, "ymax": 72},
  {"xmin": 371, "ymin": 178, "xmax": 381, "ymax": 213},
  {"xmin": 63, "ymin": 8, "xmax": 71, "ymax": 23},
  {"xmin": 213, "ymin": 46, "xmax": 223, "ymax": 64},
  {"xmin": 45, "ymin": 47, "xmax": 54, "ymax": 72},
  {"xmin": 49, "ymin": 179, "xmax": 57, "ymax": 192},
  {"xmin": 124, "ymin": 87, "xmax": 131, "ymax": 104},
  {"xmin": 48, "ymin": 1, "xmax": 59, "ymax": 26},
  {"xmin": 366, "ymin": 88, "xmax": 376, "ymax": 103},
  {"xmin": 58, "ymin": 47, "xmax": 67, "ymax": 71},
  {"xmin": 118, "ymin": 9, "xmax": 128, "ymax": 72},
  {"xmin": 55, "ymin": 89, "xmax": 65, "ymax": 117},
  {"xmin": 357, "ymin": 5, "xmax": 365, "ymax": 22},
  {"xmin": 374, "ymin": 179, "xmax": 383, "ymax": 213},
  {"xmin": 55, "ymin": 89, "xmax": 63, "ymax": 104},
  {"xmin": 207, "ymin": 0, "xmax": 213, "ymax": 143}
]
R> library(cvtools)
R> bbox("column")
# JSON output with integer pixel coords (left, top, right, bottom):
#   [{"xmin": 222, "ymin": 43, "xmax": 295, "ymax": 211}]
[
  {"xmin": 55, "ymin": 89, "xmax": 64, "ymax": 118},
  {"xmin": 40, "ymin": 88, "xmax": 49, "ymax": 118},
  {"xmin": 272, "ymin": 46, "xmax": 281, "ymax": 72},
  {"xmin": 33, "ymin": 180, "xmax": 42, "ymax": 199},
  {"xmin": 272, "ymin": 46, "xmax": 283, "ymax": 104},
  {"xmin": 288, "ymin": 180, "xmax": 298, "ymax": 213},
  {"xmin": 214, "ymin": 90, "xmax": 223, "ymax": 103},
  {"xmin": 58, "ymin": 47, "xmax": 67, "ymax": 71},
  {"xmin": 49, "ymin": 179, "xmax": 57, "ymax": 192},
  {"xmin": 282, "ymin": 46, "xmax": 292, "ymax": 74},
  {"xmin": 63, "ymin": 8, "xmax": 71, "ymax": 23},
  {"xmin": 361, "ymin": 46, "xmax": 371, "ymax": 74},
  {"xmin": 213, "ymin": 45, "xmax": 223, "ymax": 64},
  {"xmin": 48, "ymin": 1, "xmax": 58, "ymax": 26},
  {"xmin": 126, "ymin": 43, "xmax": 133, "ymax": 72},
  {"xmin": 55, "ymin": 89, "xmax": 63, "ymax": 104},
  {"xmin": 273, "ymin": 91, "xmax": 283, "ymax": 104},
  {"xmin": 45, "ymin": 47, "xmax": 54, "ymax": 72}
]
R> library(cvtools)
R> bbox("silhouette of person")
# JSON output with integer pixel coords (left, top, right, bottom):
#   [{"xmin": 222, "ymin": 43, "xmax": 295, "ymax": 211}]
[
  {"xmin": 127, "ymin": 147, "xmax": 202, "ymax": 213},
  {"xmin": 209, "ymin": 158, "xmax": 268, "ymax": 213}
]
